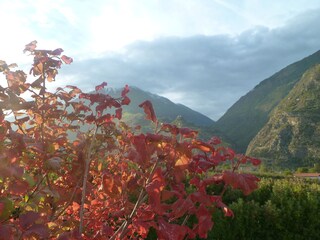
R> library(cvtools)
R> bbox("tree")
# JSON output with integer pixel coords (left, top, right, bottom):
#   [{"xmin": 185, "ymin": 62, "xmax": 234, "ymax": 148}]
[{"xmin": 0, "ymin": 41, "xmax": 261, "ymax": 239}]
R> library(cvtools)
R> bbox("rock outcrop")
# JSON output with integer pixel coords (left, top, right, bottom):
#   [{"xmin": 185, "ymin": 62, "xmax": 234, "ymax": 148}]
[{"xmin": 246, "ymin": 64, "xmax": 320, "ymax": 168}]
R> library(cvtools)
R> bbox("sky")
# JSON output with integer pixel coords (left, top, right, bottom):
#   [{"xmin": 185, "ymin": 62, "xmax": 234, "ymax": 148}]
[{"xmin": 1, "ymin": 0, "xmax": 320, "ymax": 120}]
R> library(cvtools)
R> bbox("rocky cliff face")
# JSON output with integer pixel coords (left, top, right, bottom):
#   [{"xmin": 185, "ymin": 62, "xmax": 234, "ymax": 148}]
[
  {"xmin": 215, "ymin": 50, "xmax": 320, "ymax": 153},
  {"xmin": 246, "ymin": 64, "xmax": 320, "ymax": 168}
]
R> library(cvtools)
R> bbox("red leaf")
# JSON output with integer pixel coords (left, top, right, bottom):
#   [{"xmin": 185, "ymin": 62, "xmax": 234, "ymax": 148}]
[
  {"xmin": 215, "ymin": 199, "xmax": 234, "ymax": 217},
  {"xmin": 209, "ymin": 150, "xmax": 225, "ymax": 165},
  {"xmin": 115, "ymin": 108, "xmax": 122, "ymax": 120},
  {"xmin": 197, "ymin": 158, "xmax": 215, "ymax": 172},
  {"xmin": 51, "ymin": 48, "xmax": 64, "ymax": 55},
  {"xmin": 145, "ymin": 133, "xmax": 164, "ymax": 142},
  {"xmin": 121, "ymin": 84, "xmax": 130, "ymax": 97},
  {"xmin": 157, "ymin": 218, "xmax": 189, "ymax": 240},
  {"xmin": 23, "ymin": 40, "xmax": 37, "ymax": 53},
  {"xmin": 202, "ymin": 174, "xmax": 224, "ymax": 187},
  {"xmin": 66, "ymin": 85, "xmax": 80, "ymax": 90},
  {"xmin": 97, "ymin": 113, "xmax": 113, "ymax": 124},
  {"xmin": 179, "ymin": 127, "xmax": 198, "ymax": 138},
  {"xmin": 0, "ymin": 225, "xmax": 12, "ymax": 240},
  {"xmin": 136, "ymin": 206, "xmax": 155, "ymax": 221},
  {"xmin": 57, "ymin": 229, "xmax": 82, "ymax": 240},
  {"xmin": 189, "ymin": 177, "xmax": 201, "ymax": 188},
  {"xmin": 121, "ymin": 96, "xmax": 131, "ymax": 105},
  {"xmin": 208, "ymin": 136, "xmax": 221, "ymax": 145},
  {"xmin": 223, "ymin": 171, "xmax": 260, "ymax": 195},
  {"xmin": 169, "ymin": 197, "xmax": 194, "ymax": 220},
  {"xmin": 24, "ymin": 224, "xmax": 49, "ymax": 239},
  {"xmin": 190, "ymin": 192, "xmax": 213, "ymax": 206},
  {"xmin": 224, "ymin": 147, "xmax": 235, "ymax": 160},
  {"xmin": 132, "ymin": 134, "xmax": 149, "ymax": 165},
  {"xmin": 139, "ymin": 100, "xmax": 157, "ymax": 123},
  {"xmin": 85, "ymin": 114, "xmax": 96, "ymax": 123},
  {"xmin": 8, "ymin": 179, "xmax": 29, "ymax": 195},
  {"xmin": 0, "ymin": 203, "xmax": 4, "ymax": 216},
  {"xmin": 95, "ymin": 82, "xmax": 108, "ymax": 91},
  {"xmin": 249, "ymin": 157, "xmax": 261, "ymax": 166},
  {"xmin": 46, "ymin": 157, "xmax": 63, "ymax": 171},
  {"xmin": 195, "ymin": 204, "xmax": 213, "ymax": 239},
  {"xmin": 102, "ymin": 174, "xmax": 121, "ymax": 197},
  {"xmin": 133, "ymin": 219, "xmax": 153, "ymax": 238},
  {"xmin": 146, "ymin": 168, "xmax": 165, "ymax": 215},
  {"xmin": 19, "ymin": 211, "xmax": 40, "ymax": 230},
  {"xmin": 61, "ymin": 55, "xmax": 73, "ymax": 64},
  {"xmin": 161, "ymin": 123, "xmax": 179, "ymax": 135}
]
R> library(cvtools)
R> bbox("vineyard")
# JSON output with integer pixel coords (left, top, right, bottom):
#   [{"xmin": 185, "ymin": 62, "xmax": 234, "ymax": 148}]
[{"xmin": 207, "ymin": 176, "xmax": 320, "ymax": 240}]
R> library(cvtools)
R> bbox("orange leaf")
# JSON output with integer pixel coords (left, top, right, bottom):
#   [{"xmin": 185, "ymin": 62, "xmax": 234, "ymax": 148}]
[
  {"xmin": 175, "ymin": 154, "xmax": 190, "ymax": 169},
  {"xmin": 192, "ymin": 140, "xmax": 212, "ymax": 152},
  {"xmin": 72, "ymin": 201, "xmax": 80, "ymax": 211}
]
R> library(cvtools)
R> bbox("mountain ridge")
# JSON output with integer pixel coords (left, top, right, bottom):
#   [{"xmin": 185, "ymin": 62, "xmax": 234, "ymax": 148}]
[
  {"xmin": 246, "ymin": 64, "xmax": 320, "ymax": 168},
  {"xmin": 214, "ymin": 49, "xmax": 320, "ymax": 152},
  {"xmin": 104, "ymin": 86, "xmax": 215, "ymax": 127}
]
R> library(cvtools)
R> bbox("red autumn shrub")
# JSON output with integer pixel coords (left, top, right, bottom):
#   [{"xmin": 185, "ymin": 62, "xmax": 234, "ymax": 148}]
[{"xmin": 0, "ymin": 41, "xmax": 260, "ymax": 239}]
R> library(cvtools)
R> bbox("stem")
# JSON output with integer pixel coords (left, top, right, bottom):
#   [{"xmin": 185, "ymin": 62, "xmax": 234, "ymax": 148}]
[
  {"xmin": 27, "ymin": 173, "xmax": 47, "ymax": 202},
  {"xmin": 111, "ymin": 158, "xmax": 160, "ymax": 240},
  {"xmin": 51, "ymin": 178, "xmax": 82, "ymax": 221},
  {"xmin": 40, "ymin": 74, "xmax": 46, "ymax": 146},
  {"xmin": 220, "ymin": 183, "xmax": 228, "ymax": 197},
  {"xmin": 13, "ymin": 114, "xmax": 27, "ymax": 135},
  {"xmin": 182, "ymin": 214, "xmax": 190, "ymax": 225},
  {"xmin": 79, "ymin": 126, "xmax": 98, "ymax": 235}
]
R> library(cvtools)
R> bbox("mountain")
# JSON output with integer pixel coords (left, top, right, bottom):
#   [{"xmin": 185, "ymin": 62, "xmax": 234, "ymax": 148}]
[
  {"xmin": 104, "ymin": 86, "xmax": 215, "ymax": 127},
  {"xmin": 246, "ymin": 64, "xmax": 320, "ymax": 168},
  {"xmin": 101, "ymin": 86, "xmax": 229, "ymax": 141},
  {"xmin": 214, "ymin": 50, "xmax": 320, "ymax": 153}
]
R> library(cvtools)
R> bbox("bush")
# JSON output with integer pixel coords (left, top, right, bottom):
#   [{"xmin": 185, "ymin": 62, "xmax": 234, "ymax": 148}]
[
  {"xmin": 0, "ymin": 42, "xmax": 260, "ymax": 239},
  {"xmin": 207, "ymin": 177, "xmax": 320, "ymax": 239}
]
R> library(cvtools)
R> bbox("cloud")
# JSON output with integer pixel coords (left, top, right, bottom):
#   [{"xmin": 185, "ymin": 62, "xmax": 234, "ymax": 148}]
[
  {"xmin": 2, "ymin": 1, "xmax": 320, "ymax": 120},
  {"xmin": 59, "ymin": 8, "xmax": 320, "ymax": 120}
]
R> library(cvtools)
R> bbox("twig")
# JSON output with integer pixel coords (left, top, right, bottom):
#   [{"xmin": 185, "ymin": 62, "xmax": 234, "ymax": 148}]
[
  {"xmin": 50, "ymin": 178, "xmax": 82, "ymax": 221},
  {"xmin": 111, "ymin": 158, "xmax": 160, "ymax": 240},
  {"xmin": 27, "ymin": 173, "xmax": 47, "ymax": 202},
  {"xmin": 79, "ymin": 125, "xmax": 98, "ymax": 234}
]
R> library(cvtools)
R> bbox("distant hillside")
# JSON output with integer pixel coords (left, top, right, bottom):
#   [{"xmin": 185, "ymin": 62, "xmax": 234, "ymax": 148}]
[
  {"xmin": 100, "ymin": 86, "xmax": 232, "ymax": 142},
  {"xmin": 214, "ymin": 50, "xmax": 320, "ymax": 153},
  {"xmin": 105, "ymin": 86, "xmax": 215, "ymax": 127},
  {"xmin": 246, "ymin": 64, "xmax": 320, "ymax": 168}
]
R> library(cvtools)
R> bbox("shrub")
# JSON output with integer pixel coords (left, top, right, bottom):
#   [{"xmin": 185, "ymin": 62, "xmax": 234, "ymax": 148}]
[
  {"xmin": 0, "ymin": 42, "xmax": 260, "ymax": 239},
  {"xmin": 207, "ymin": 177, "xmax": 320, "ymax": 239}
]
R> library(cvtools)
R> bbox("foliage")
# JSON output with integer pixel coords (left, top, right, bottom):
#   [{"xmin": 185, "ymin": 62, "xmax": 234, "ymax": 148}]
[
  {"xmin": 0, "ymin": 42, "xmax": 260, "ymax": 239},
  {"xmin": 207, "ymin": 177, "xmax": 320, "ymax": 240},
  {"xmin": 296, "ymin": 163, "xmax": 320, "ymax": 173}
]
